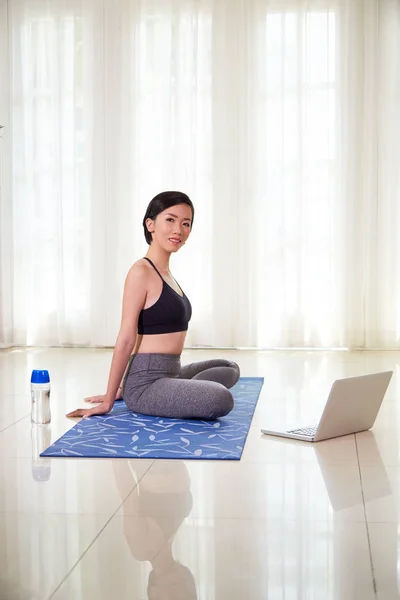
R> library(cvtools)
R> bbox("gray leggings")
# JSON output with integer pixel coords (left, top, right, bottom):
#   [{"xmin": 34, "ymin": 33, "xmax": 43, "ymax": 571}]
[{"xmin": 122, "ymin": 353, "xmax": 240, "ymax": 420}]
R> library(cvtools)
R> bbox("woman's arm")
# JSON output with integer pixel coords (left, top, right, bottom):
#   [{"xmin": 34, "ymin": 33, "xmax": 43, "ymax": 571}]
[
  {"xmin": 67, "ymin": 263, "xmax": 148, "ymax": 418},
  {"xmin": 84, "ymin": 354, "xmax": 135, "ymax": 403}
]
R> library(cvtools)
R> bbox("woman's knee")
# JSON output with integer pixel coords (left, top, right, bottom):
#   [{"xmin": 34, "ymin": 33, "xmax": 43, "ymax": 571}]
[
  {"xmin": 214, "ymin": 387, "xmax": 234, "ymax": 418},
  {"xmin": 226, "ymin": 361, "xmax": 240, "ymax": 387}
]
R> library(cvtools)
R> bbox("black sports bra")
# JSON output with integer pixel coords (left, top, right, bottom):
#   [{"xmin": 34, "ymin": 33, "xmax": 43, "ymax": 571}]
[{"xmin": 137, "ymin": 258, "xmax": 192, "ymax": 335}]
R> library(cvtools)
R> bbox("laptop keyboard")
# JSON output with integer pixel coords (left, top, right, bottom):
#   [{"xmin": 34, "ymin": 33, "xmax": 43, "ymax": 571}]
[{"xmin": 287, "ymin": 426, "xmax": 318, "ymax": 437}]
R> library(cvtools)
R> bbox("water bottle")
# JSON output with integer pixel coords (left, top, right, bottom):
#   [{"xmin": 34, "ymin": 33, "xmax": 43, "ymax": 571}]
[
  {"xmin": 31, "ymin": 370, "xmax": 51, "ymax": 424},
  {"xmin": 31, "ymin": 424, "xmax": 52, "ymax": 481}
]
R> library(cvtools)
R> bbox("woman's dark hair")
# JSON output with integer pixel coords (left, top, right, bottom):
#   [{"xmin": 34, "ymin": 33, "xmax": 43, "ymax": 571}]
[{"xmin": 143, "ymin": 191, "xmax": 194, "ymax": 245}]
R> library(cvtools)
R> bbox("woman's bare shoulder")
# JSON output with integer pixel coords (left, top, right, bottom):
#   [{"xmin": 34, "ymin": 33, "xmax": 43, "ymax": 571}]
[{"xmin": 126, "ymin": 258, "xmax": 153, "ymax": 284}]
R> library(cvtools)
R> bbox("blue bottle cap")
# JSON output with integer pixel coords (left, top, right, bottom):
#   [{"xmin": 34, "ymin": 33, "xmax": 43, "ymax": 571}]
[{"xmin": 31, "ymin": 370, "xmax": 50, "ymax": 384}]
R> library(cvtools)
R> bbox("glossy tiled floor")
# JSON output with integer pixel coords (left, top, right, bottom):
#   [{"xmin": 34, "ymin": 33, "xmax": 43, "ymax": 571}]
[{"xmin": 1, "ymin": 347, "xmax": 400, "ymax": 599}]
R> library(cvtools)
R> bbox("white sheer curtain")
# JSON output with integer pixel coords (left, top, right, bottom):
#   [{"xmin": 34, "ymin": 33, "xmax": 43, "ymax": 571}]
[{"xmin": 0, "ymin": 0, "xmax": 399, "ymax": 349}]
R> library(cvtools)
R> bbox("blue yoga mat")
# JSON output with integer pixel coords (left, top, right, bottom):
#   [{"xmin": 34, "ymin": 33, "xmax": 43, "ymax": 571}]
[{"xmin": 41, "ymin": 377, "xmax": 263, "ymax": 460}]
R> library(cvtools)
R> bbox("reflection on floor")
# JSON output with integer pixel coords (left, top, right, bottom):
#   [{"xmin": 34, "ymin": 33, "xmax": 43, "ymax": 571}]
[{"xmin": 0, "ymin": 347, "xmax": 399, "ymax": 599}]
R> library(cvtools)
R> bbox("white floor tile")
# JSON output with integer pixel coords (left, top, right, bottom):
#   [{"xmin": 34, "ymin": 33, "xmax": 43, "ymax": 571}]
[
  {"xmin": 368, "ymin": 522, "xmax": 400, "ymax": 600},
  {"xmin": 0, "ymin": 457, "xmax": 152, "ymax": 514},
  {"xmin": 117, "ymin": 459, "xmax": 366, "ymax": 522},
  {"xmin": 0, "ymin": 513, "xmax": 111, "ymax": 600},
  {"xmin": 51, "ymin": 517, "xmax": 375, "ymax": 600},
  {"xmin": 0, "ymin": 347, "xmax": 399, "ymax": 599}
]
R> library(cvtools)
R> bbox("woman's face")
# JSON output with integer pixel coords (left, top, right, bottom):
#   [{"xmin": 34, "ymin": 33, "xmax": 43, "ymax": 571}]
[{"xmin": 147, "ymin": 203, "xmax": 193, "ymax": 251}]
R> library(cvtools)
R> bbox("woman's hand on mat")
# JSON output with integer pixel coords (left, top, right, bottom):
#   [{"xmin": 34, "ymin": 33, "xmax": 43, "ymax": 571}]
[{"xmin": 66, "ymin": 403, "xmax": 113, "ymax": 419}]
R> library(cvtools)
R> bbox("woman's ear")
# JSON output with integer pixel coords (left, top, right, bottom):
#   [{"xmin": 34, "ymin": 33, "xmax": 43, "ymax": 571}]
[{"xmin": 145, "ymin": 217, "xmax": 154, "ymax": 233}]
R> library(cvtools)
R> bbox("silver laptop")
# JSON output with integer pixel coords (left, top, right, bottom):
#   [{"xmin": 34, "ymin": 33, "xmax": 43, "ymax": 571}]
[{"xmin": 261, "ymin": 371, "xmax": 393, "ymax": 442}]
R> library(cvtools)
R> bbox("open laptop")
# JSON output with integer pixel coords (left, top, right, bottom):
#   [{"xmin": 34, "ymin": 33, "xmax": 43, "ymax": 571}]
[{"xmin": 261, "ymin": 371, "xmax": 393, "ymax": 442}]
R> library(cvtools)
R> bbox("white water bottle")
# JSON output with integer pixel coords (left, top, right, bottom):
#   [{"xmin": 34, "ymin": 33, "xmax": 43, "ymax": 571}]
[
  {"xmin": 31, "ymin": 424, "xmax": 52, "ymax": 481},
  {"xmin": 31, "ymin": 370, "xmax": 51, "ymax": 424}
]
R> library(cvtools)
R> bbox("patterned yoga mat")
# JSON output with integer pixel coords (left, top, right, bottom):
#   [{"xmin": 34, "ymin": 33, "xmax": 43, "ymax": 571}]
[{"xmin": 41, "ymin": 377, "xmax": 263, "ymax": 460}]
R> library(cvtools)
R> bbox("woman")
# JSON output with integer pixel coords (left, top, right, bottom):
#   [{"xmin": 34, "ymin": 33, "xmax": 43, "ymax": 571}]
[{"xmin": 67, "ymin": 191, "xmax": 240, "ymax": 420}]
